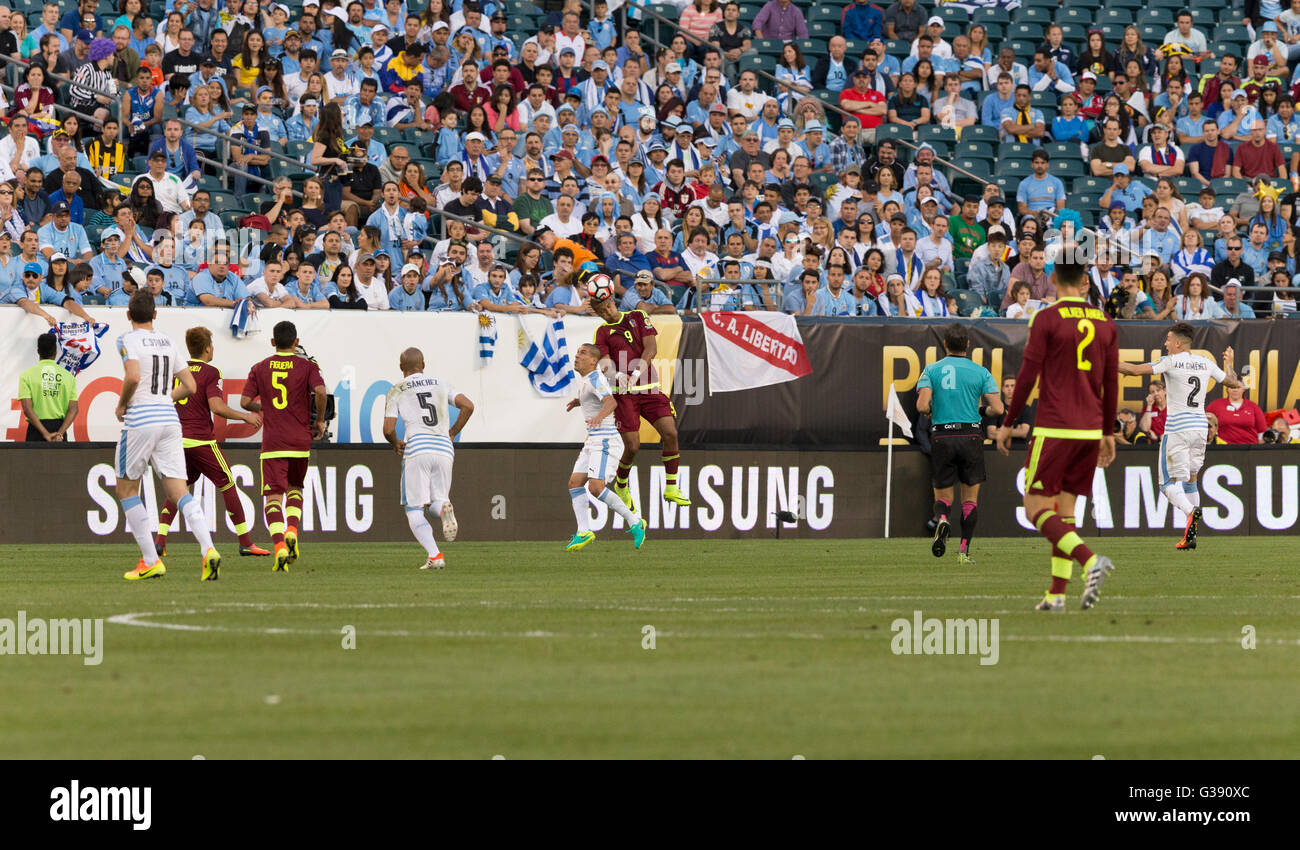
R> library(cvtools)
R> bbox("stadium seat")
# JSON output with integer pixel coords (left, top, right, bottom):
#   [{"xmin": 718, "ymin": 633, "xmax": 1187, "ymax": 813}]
[
  {"xmin": 1138, "ymin": 25, "xmax": 1166, "ymax": 43},
  {"xmin": 953, "ymin": 289, "xmax": 985, "ymax": 317},
  {"xmin": 1042, "ymin": 141, "xmax": 1076, "ymax": 160},
  {"xmin": 973, "ymin": 7, "xmax": 1010, "ymax": 25},
  {"xmin": 1137, "ymin": 9, "xmax": 1175, "ymax": 27},
  {"xmin": 918, "ymin": 125, "xmax": 957, "ymax": 144},
  {"xmin": 752, "ymin": 38, "xmax": 784, "ymax": 55},
  {"xmin": 1071, "ymin": 176, "xmax": 1109, "ymax": 193},
  {"xmin": 937, "ymin": 7, "xmax": 968, "ymax": 26},
  {"xmin": 1190, "ymin": 8, "xmax": 1215, "ymax": 26},
  {"xmin": 1055, "ymin": 7, "xmax": 1092, "ymax": 26},
  {"xmin": 1007, "ymin": 22, "xmax": 1045, "ymax": 41},
  {"xmin": 954, "ymin": 141, "xmax": 995, "ymax": 159},
  {"xmin": 998, "ymin": 142, "xmax": 1036, "ymax": 160},
  {"xmin": 1098, "ymin": 8, "xmax": 1134, "ymax": 25},
  {"xmin": 1060, "ymin": 0, "xmax": 1102, "ymax": 9},
  {"xmin": 1057, "ymin": 23, "xmax": 1086, "ymax": 43},
  {"xmin": 1015, "ymin": 7, "xmax": 1053, "ymax": 25},
  {"xmin": 807, "ymin": 23, "xmax": 837, "ymax": 42},
  {"xmin": 962, "ymin": 125, "xmax": 998, "ymax": 144},
  {"xmin": 808, "ymin": 4, "xmax": 841, "ymax": 23},
  {"xmin": 1212, "ymin": 177, "xmax": 1245, "ymax": 196}
]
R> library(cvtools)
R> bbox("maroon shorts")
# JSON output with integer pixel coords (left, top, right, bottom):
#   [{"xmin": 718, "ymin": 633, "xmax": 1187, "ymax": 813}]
[
  {"xmin": 1024, "ymin": 436, "xmax": 1100, "ymax": 498},
  {"xmin": 614, "ymin": 391, "xmax": 676, "ymax": 434},
  {"xmin": 260, "ymin": 454, "xmax": 309, "ymax": 495},
  {"xmin": 183, "ymin": 443, "xmax": 233, "ymax": 488}
]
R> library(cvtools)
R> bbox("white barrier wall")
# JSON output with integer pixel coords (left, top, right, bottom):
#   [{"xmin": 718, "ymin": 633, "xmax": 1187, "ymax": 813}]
[{"xmin": 0, "ymin": 306, "xmax": 626, "ymax": 444}]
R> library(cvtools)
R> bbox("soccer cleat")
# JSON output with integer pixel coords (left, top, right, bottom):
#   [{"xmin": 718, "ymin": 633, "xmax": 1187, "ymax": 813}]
[
  {"xmin": 627, "ymin": 518, "xmax": 647, "ymax": 549},
  {"xmin": 272, "ymin": 543, "xmax": 291, "ymax": 572},
  {"xmin": 613, "ymin": 482, "xmax": 635, "ymax": 511},
  {"xmin": 239, "ymin": 544, "xmax": 271, "ymax": 556},
  {"xmin": 1176, "ymin": 507, "xmax": 1201, "ymax": 550},
  {"xmin": 958, "ymin": 551, "xmax": 976, "ymax": 566},
  {"xmin": 285, "ymin": 530, "xmax": 299, "ymax": 564},
  {"xmin": 201, "ymin": 548, "xmax": 221, "ymax": 582},
  {"xmin": 124, "ymin": 559, "xmax": 166, "ymax": 581},
  {"xmin": 663, "ymin": 486, "xmax": 691, "ymax": 507},
  {"xmin": 1081, "ymin": 556, "xmax": 1115, "ymax": 610},
  {"xmin": 441, "ymin": 503, "xmax": 459, "ymax": 541},
  {"xmin": 420, "ymin": 555, "xmax": 446, "ymax": 570},
  {"xmin": 931, "ymin": 517, "xmax": 950, "ymax": 557},
  {"xmin": 565, "ymin": 531, "xmax": 596, "ymax": 551},
  {"xmin": 1034, "ymin": 592, "xmax": 1066, "ymax": 612}
]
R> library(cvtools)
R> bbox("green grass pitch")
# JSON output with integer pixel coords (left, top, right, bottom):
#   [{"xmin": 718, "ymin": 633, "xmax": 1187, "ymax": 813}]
[{"xmin": 1, "ymin": 537, "xmax": 1297, "ymax": 759}]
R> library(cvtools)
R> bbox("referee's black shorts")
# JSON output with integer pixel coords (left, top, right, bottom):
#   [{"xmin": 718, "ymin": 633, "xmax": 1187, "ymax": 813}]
[{"xmin": 930, "ymin": 422, "xmax": 986, "ymax": 488}]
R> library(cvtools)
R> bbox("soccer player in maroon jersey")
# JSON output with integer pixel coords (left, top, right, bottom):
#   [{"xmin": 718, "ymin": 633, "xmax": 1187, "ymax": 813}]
[
  {"xmin": 154, "ymin": 327, "xmax": 269, "ymax": 560},
  {"xmin": 997, "ymin": 256, "xmax": 1120, "ymax": 612},
  {"xmin": 240, "ymin": 321, "xmax": 327, "ymax": 572},
  {"xmin": 589, "ymin": 290, "xmax": 690, "ymax": 509}
]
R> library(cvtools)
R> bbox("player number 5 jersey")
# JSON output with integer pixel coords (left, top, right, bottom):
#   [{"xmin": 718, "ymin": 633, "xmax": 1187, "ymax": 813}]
[
  {"xmin": 578, "ymin": 370, "xmax": 619, "ymax": 437},
  {"xmin": 384, "ymin": 373, "xmax": 456, "ymax": 458},
  {"xmin": 116, "ymin": 329, "xmax": 187, "ymax": 429},
  {"xmin": 1151, "ymin": 353, "xmax": 1226, "ymax": 433}
]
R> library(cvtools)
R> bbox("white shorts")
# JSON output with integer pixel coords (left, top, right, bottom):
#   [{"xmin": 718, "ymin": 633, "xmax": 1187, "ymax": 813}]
[
  {"xmin": 1160, "ymin": 428, "xmax": 1208, "ymax": 483},
  {"xmin": 573, "ymin": 433, "xmax": 622, "ymax": 482},
  {"xmin": 114, "ymin": 423, "xmax": 186, "ymax": 481},
  {"xmin": 401, "ymin": 452, "xmax": 452, "ymax": 508}
]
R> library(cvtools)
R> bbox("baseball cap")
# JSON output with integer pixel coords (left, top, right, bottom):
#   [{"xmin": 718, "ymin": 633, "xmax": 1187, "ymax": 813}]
[
  {"xmin": 920, "ymin": 196, "xmax": 939, "ymax": 206},
  {"xmin": 698, "ymin": 137, "xmax": 716, "ymax": 148},
  {"xmin": 987, "ymin": 225, "xmax": 1007, "ymax": 240},
  {"xmin": 465, "ymin": 131, "xmax": 488, "ymax": 143},
  {"xmin": 355, "ymin": 253, "xmax": 376, "ymax": 265},
  {"xmin": 592, "ymin": 60, "xmax": 609, "ymax": 72},
  {"xmin": 1263, "ymin": 21, "xmax": 1280, "ymax": 32},
  {"xmin": 431, "ymin": 20, "xmax": 449, "ymax": 31},
  {"xmin": 1224, "ymin": 277, "xmax": 1242, "ymax": 289},
  {"xmin": 987, "ymin": 195, "xmax": 1006, "ymax": 206},
  {"xmin": 559, "ymin": 47, "xmax": 576, "ymax": 56},
  {"xmin": 200, "ymin": 55, "xmax": 216, "ymax": 66},
  {"xmin": 401, "ymin": 263, "xmax": 422, "ymax": 278},
  {"xmin": 241, "ymin": 104, "xmax": 257, "ymax": 114},
  {"xmin": 1081, "ymin": 70, "xmax": 1097, "ymax": 81},
  {"xmin": 890, "ymin": 212, "xmax": 908, "ymax": 223},
  {"xmin": 709, "ymin": 103, "xmax": 727, "ymax": 113},
  {"xmin": 75, "ymin": 29, "xmax": 93, "ymax": 44},
  {"xmin": 927, "ymin": 15, "xmax": 944, "ymax": 26},
  {"xmin": 23, "ymin": 261, "xmax": 42, "ymax": 275},
  {"xmin": 123, "ymin": 267, "xmax": 147, "ymax": 288},
  {"xmin": 1232, "ymin": 88, "xmax": 1248, "ymax": 99},
  {"xmin": 1112, "ymin": 163, "xmax": 1130, "ymax": 175},
  {"xmin": 50, "ymin": 252, "xmax": 68, "ymax": 263},
  {"xmin": 332, "ymin": 49, "xmax": 349, "ymax": 59},
  {"xmin": 647, "ymin": 141, "xmax": 668, "ymax": 152},
  {"xmin": 634, "ymin": 269, "xmax": 654, "ymax": 284},
  {"xmin": 1254, "ymin": 54, "xmax": 1270, "ymax": 65},
  {"xmin": 549, "ymin": 149, "xmax": 574, "ymax": 160},
  {"xmin": 100, "ymin": 226, "xmax": 124, "ymax": 243},
  {"xmin": 887, "ymin": 272, "xmax": 905, "ymax": 282},
  {"xmin": 561, "ymin": 123, "xmax": 579, "ymax": 134},
  {"xmin": 371, "ymin": 22, "xmax": 389, "ymax": 33},
  {"xmin": 1109, "ymin": 200, "xmax": 1127, "ymax": 210},
  {"xmin": 52, "ymin": 201, "xmax": 70, "ymax": 214},
  {"xmin": 491, "ymin": 10, "xmax": 507, "ymax": 20},
  {"xmin": 486, "ymin": 174, "xmax": 502, "ymax": 184},
  {"xmin": 665, "ymin": 63, "xmax": 682, "ymax": 75}
]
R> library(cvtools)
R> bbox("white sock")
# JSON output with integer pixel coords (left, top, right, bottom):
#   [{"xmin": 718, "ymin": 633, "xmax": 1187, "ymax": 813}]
[
  {"xmin": 569, "ymin": 487, "xmax": 590, "ymax": 533},
  {"xmin": 599, "ymin": 488, "xmax": 641, "ymax": 526},
  {"xmin": 1183, "ymin": 483, "xmax": 1201, "ymax": 509},
  {"xmin": 406, "ymin": 507, "xmax": 440, "ymax": 558},
  {"xmin": 425, "ymin": 500, "xmax": 445, "ymax": 520},
  {"xmin": 1162, "ymin": 483, "xmax": 1195, "ymax": 516},
  {"xmin": 178, "ymin": 494, "xmax": 215, "ymax": 553},
  {"xmin": 122, "ymin": 496, "xmax": 158, "ymax": 565}
]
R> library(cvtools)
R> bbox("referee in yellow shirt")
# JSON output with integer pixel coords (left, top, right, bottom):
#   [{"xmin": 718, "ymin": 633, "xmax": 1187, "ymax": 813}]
[{"xmin": 17, "ymin": 335, "xmax": 78, "ymax": 442}]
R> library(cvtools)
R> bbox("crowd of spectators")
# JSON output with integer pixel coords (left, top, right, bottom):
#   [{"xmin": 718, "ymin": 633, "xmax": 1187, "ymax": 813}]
[{"xmin": 0, "ymin": 0, "xmax": 1299, "ymax": 322}]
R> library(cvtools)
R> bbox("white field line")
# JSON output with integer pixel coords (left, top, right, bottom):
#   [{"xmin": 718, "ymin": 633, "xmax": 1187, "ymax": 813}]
[{"xmin": 105, "ymin": 603, "xmax": 1300, "ymax": 645}]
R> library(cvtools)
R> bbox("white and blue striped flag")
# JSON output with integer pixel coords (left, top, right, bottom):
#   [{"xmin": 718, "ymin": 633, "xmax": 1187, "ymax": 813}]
[
  {"xmin": 517, "ymin": 316, "xmax": 576, "ymax": 397},
  {"xmin": 478, "ymin": 313, "xmax": 497, "ymax": 364}
]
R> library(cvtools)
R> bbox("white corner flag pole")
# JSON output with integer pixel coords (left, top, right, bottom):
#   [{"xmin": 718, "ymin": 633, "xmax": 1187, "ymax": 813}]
[{"xmin": 885, "ymin": 416, "xmax": 894, "ymax": 539}]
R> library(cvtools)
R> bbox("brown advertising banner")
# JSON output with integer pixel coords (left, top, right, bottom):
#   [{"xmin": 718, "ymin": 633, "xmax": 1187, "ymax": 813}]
[
  {"xmin": 672, "ymin": 318, "xmax": 1300, "ymax": 447},
  {"xmin": 2, "ymin": 444, "xmax": 1295, "ymax": 544}
]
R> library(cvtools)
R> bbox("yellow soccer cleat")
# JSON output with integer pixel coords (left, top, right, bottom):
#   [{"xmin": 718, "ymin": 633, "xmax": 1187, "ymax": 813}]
[
  {"xmin": 124, "ymin": 559, "xmax": 166, "ymax": 581},
  {"xmin": 272, "ymin": 543, "xmax": 291, "ymax": 573},
  {"xmin": 663, "ymin": 486, "xmax": 690, "ymax": 507},
  {"xmin": 565, "ymin": 531, "xmax": 596, "ymax": 551},
  {"xmin": 285, "ymin": 530, "xmax": 299, "ymax": 564},
  {"xmin": 201, "ymin": 548, "xmax": 221, "ymax": 582}
]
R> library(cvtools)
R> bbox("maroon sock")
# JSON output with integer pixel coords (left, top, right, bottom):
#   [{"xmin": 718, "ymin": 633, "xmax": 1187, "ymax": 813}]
[
  {"xmin": 155, "ymin": 499, "xmax": 176, "ymax": 546},
  {"xmin": 220, "ymin": 485, "xmax": 253, "ymax": 548}
]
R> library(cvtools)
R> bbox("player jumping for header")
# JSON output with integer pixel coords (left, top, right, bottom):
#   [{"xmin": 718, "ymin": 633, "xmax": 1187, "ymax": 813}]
[
  {"xmin": 155, "ymin": 326, "xmax": 268, "ymax": 561},
  {"xmin": 1118, "ymin": 324, "xmax": 1240, "ymax": 550},
  {"xmin": 382, "ymin": 347, "xmax": 475, "ymax": 570},
  {"xmin": 240, "ymin": 321, "xmax": 327, "ymax": 573},
  {"xmin": 564, "ymin": 343, "xmax": 648, "ymax": 551},
  {"xmin": 114, "ymin": 291, "xmax": 222, "ymax": 581},
  {"xmin": 998, "ymin": 256, "xmax": 1120, "ymax": 612},
  {"xmin": 589, "ymin": 286, "xmax": 689, "ymax": 511}
]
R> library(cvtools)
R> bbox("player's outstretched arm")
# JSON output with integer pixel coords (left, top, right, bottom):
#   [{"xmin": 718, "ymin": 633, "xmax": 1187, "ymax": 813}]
[
  {"xmin": 1117, "ymin": 361, "xmax": 1154, "ymax": 376},
  {"xmin": 381, "ymin": 416, "xmax": 404, "ymax": 455},
  {"xmin": 1221, "ymin": 347, "xmax": 1242, "ymax": 388},
  {"xmin": 210, "ymin": 395, "xmax": 261, "ymax": 428},
  {"xmin": 448, "ymin": 393, "xmax": 475, "ymax": 439}
]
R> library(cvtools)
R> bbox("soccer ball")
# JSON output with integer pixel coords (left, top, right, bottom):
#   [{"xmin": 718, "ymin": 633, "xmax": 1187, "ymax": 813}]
[{"xmin": 585, "ymin": 273, "xmax": 614, "ymax": 301}]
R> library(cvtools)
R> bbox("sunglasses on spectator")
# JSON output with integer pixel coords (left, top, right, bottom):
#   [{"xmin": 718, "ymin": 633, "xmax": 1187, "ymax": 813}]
[{"xmin": 23, "ymin": 272, "xmax": 39, "ymax": 278}]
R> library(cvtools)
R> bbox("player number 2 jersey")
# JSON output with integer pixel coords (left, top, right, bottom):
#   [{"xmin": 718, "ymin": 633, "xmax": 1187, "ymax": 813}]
[
  {"xmin": 577, "ymin": 370, "xmax": 619, "ymax": 438},
  {"xmin": 1019, "ymin": 298, "xmax": 1118, "ymax": 434},
  {"xmin": 116, "ymin": 329, "xmax": 187, "ymax": 430},
  {"xmin": 1151, "ymin": 353, "xmax": 1226, "ymax": 433},
  {"xmin": 384, "ymin": 373, "xmax": 456, "ymax": 458}
]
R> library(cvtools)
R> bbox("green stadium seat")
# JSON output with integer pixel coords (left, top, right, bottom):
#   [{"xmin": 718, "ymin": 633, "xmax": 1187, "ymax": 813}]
[
  {"xmin": 961, "ymin": 125, "xmax": 998, "ymax": 144},
  {"xmin": 796, "ymin": 38, "xmax": 828, "ymax": 57},
  {"xmin": 973, "ymin": 7, "xmax": 1010, "ymax": 25},
  {"xmin": 1055, "ymin": 7, "xmax": 1093, "ymax": 26},
  {"xmin": 1138, "ymin": 9, "xmax": 1175, "ymax": 27},
  {"xmin": 953, "ymin": 289, "xmax": 986, "ymax": 317},
  {"xmin": 1007, "ymin": 22, "xmax": 1044, "ymax": 41},
  {"xmin": 937, "ymin": 7, "xmax": 968, "ymax": 26},
  {"xmin": 1057, "ymin": 23, "xmax": 1086, "ymax": 43},
  {"xmin": 1190, "ymin": 8, "xmax": 1215, "ymax": 27},
  {"xmin": 1050, "ymin": 159, "xmax": 1085, "ymax": 180},
  {"xmin": 807, "ymin": 22, "xmax": 837, "ymax": 42},
  {"xmin": 998, "ymin": 142, "xmax": 1036, "ymax": 159},
  {"xmin": 1072, "ymin": 176, "xmax": 1109, "ymax": 193},
  {"xmin": 1015, "ymin": 6, "xmax": 1053, "ymax": 24},
  {"xmin": 954, "ymin": 141, "xmax": 995, "ymax": 159},
  {"xmin": 808, "ymin": 4, "xmax": 841, "ymax": 23},
  {"xmin": 1099, "ymin": 23, "xmax": 1128, "ymax": 42},
  {"xmin": 1138, "ymin": 25, "xmax": 1166, "ymax": 43},
  {"xmin": 1098, "ymin": 8, "xmax": 1133, "ymax": 25},
  {"xmin": 1212, "ymin": 177, "xmax": 1245, "ymax": 196},
  {"xmin": 752, "ymin": 38, "xmax": 784, "ymax": 54},
  {"xmin": 918, "ymin": 125, "xmax": 957, "ymax": 144},
  {"xmin": 1061, "ymin": 0, "xmax": 1102, "ymax": 9}
]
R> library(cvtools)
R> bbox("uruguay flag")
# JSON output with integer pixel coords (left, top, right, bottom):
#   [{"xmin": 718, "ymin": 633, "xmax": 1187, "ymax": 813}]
[{"xmin": 518, "ymin": 316, "xmax": 575, "ymax": 397}]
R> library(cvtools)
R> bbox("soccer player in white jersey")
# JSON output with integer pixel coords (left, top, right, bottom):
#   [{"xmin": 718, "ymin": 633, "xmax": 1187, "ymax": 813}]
[
  {"xmin": 115, "ymin": 291, "xmax": 222, "ymax": 581},
  {"xmin": 564, "ymin": 343, "xmax": 648, "ymax": 551},
  {"xmin": 1119, "ymin": 322, "xmax": 1241, "ymax": 550},
  {"xmin": 382, "ymin": 347, "xmax": 475, "ymax": 570}
]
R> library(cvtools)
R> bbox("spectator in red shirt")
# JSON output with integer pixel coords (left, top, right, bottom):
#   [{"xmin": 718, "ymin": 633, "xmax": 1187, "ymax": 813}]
[
  {"xmin": 449, "ymin": 61, "xmax": 491, "ymax": 114},
  {"xmin": 1232, "ymin": 120, "xmax": 1286, "ymax": 181},
  {"xmin": 1139, "ymin": 378, "xmax": 1167, "ymax": 439},
  {"xmin": 839, "ymin": 69, "xmax": 887, "ymax": 143},
  {"xmin": 1206, "ymin": 383, "xmax": 1268, "ymax": 443}
]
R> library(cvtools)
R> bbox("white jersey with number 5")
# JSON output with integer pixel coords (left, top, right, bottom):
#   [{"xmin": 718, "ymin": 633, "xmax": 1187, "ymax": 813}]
[
  {"xmin": 384, "ymin": 372, "xmax": 456, "ymax": 459},
  {"xmin": 1151, "ymin": 353, "xmax": 1226, "ymax": 433},
  {"xmin": 116, "ymin": 328, "xmax": 187, "ymax": 430}
]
